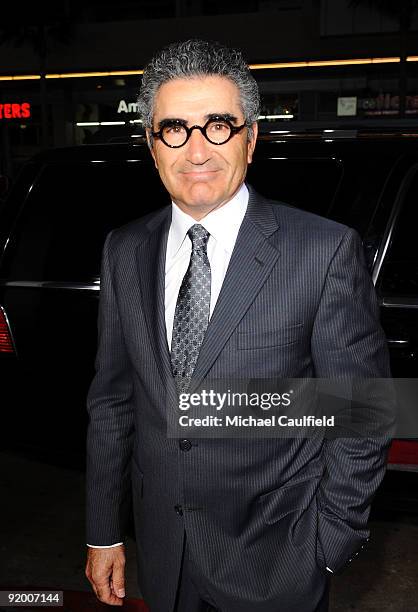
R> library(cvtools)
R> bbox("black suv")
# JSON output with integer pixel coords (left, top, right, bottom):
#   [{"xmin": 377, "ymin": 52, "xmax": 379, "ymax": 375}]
[{"xmin": 0, "ymin": 131, "xmax": 417, "ymax": 468}]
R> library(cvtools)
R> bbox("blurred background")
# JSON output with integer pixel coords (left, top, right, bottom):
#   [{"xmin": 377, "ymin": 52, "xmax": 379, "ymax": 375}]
[{"xmin": 1, "ymin": 0, "xmax": 418, "ymax": 177}]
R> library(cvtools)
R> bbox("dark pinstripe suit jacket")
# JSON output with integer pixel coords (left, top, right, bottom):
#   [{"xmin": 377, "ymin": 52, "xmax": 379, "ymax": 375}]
[{"xmin": 86, "ymin": 186, "xmax": 391, "ymax": 612}]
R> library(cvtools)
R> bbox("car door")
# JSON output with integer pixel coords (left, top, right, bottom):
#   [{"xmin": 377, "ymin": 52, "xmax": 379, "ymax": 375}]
[
  {"xmin": 371, "ymin": 162, "xmax": 418, "ymax": 467},
  {"xmin": 374, "ymin": 163, "xmax": 418, "ymax": 378},
  {"xmin": 0, "ymin": 156, "xmax": 167, "ymax": 461}
]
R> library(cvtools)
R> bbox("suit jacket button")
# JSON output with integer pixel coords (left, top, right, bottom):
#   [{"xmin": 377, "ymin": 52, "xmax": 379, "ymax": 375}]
[
  {"xmin": 174, "ymin": 504, "xmax": 183, "ymax": 516},
  {"xmin": 179, "ymin": 439, "xmax": 192, "ymax": 451}
]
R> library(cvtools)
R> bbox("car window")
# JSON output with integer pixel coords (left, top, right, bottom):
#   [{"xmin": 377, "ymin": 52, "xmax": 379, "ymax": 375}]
[
  {"xmin": 246, "ymin": 157, "xmax": 343, "ymax": 216},
  {"xmin": 0, "ymin": 160, "xmax": 169, "ymax": 282},
  {"xmin": 327, "ymin": 154, "xmax": 396, "ymax": 238},
  {"xmin": 378, "ymin": 169, "xmax": 418, "ymax": 297}
]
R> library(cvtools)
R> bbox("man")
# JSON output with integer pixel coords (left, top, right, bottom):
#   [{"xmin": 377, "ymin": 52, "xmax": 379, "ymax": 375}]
[{"xmin": 85, "ymin": 40, "xmax": 391, "ymax": 612}]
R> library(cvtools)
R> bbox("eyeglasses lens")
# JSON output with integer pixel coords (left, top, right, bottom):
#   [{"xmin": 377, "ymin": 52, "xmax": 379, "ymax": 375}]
[{"xmin": 161, "ymin": 120, "xmax": 232, "ymax": 147}]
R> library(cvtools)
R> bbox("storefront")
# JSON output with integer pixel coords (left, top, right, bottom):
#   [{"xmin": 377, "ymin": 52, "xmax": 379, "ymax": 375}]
[{"xmin": 2, "ymin": 58, "xmax": 418, "ymax": 177}]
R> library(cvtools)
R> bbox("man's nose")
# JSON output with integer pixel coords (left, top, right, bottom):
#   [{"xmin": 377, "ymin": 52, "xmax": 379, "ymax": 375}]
[{"xmin": 185, "ymin": 127, "xmax": 211, "ymax": 164}]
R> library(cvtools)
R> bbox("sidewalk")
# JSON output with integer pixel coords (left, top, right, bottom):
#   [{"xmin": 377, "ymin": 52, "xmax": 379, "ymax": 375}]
[{"xmin": 1, "ymin": 450, "xmax": 417, "ymax": 611}]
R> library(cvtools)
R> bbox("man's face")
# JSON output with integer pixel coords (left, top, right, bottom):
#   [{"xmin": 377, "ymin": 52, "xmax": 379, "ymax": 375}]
[{"xmin": 147, "ymin": 75, "xmax": 258, "ymax": 219}]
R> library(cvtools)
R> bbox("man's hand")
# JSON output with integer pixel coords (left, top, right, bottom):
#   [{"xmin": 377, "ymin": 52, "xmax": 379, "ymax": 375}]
[{"xmin": 85, "ymin": 544, "xmax": 126, "ymax": 606}]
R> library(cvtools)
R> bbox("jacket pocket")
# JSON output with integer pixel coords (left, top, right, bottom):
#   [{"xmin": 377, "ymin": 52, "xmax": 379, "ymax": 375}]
[
  {"xmin": 257, "ymin": 473, "xmax": 321, "ymax": 525},
  {"xmin": 237, "ymin": 324, "xmax": 304, "ymax": 350}
]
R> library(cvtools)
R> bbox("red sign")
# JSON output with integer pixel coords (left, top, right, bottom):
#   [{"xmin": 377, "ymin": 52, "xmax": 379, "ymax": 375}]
[{"xmin": 0, "ymin": 102, "xmax": 31, "ymax": 119}]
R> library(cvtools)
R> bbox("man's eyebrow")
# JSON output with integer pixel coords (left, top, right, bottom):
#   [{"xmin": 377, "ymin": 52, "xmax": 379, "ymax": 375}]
[
  {"xmin": 205, "ymin": 113, "xmax": 238, "ymax": 123},
  {"xmin": 157, "ymin": 118, "xmax": 187, "ymax": 129},
  {"xmin": 156, "ymin": 114, "xmax": 239, "ymax": 129}
]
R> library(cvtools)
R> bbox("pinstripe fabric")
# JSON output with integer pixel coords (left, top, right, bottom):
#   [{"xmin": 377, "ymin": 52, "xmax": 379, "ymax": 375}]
[{"xmin": 86, "ymin": 186, "xmax": 392, "ymax": 612}]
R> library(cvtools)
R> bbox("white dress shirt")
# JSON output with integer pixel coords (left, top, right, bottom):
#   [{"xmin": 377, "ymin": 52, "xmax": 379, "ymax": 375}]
[
  {"xmin": 87, "ymin": 183, "xmax": 248, "ymax": 549},
  {"xmin": 165, "ymin": 182, "xmax": 248, "ymax": 348}
]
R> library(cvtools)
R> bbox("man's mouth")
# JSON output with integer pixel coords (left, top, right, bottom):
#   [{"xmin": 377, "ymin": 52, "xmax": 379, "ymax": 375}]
[{"xmin": 180, "ymin": 169, "xmax": 221, "ymax": 178}]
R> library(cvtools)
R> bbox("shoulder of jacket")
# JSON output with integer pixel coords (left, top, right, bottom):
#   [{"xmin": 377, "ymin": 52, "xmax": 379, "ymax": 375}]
[
  {"xmin": 272, "ymin": 199, "xmax": 349, "ymax": 235},
  {"xmin": 262, "ymin": 198, "xmax": 358, "ymax": 253},
  {"xmin": 247, "ymin": 184, "xmax": 352, "ymax": 242},
  {"xmin": 105, "ymin": 205, "xmax": 170, "ymax": 253}
]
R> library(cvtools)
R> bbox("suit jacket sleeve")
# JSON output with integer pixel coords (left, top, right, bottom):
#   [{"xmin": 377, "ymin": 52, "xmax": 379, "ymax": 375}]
[
  {"xmin": 311, "ymin": 227, "xmax": 393, "ymax": 573},
  {"xmin": 85, "ymin": 230, "xmax": 135, "ymax": 546}
]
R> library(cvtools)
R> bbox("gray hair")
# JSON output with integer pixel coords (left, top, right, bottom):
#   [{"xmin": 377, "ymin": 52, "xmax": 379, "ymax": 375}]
[{"xmin": 137, "ymin": 39, "xmax": 260, "ymax": 141}]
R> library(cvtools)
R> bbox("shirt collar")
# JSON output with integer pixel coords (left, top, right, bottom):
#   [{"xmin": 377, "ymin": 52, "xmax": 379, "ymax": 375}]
[{"xmin": 168, "ymin": 183, "xmax": 249, "ymax": 259}]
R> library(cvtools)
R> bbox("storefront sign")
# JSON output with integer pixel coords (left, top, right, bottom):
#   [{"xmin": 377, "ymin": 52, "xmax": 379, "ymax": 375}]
[
  {"xmin": 117, "ymin": 100, "xmax": 139, "ymax": 113},
  {"xmin": 358, "ymin": 93, "xmax": 418, "ymax": 112},
  {"xmin": 337, "ymin": 97, "xmax": 357, "ymax": 116},
  {"xmin": 0, "ymin": 102, "xmax": 31, "ymax": 119}
]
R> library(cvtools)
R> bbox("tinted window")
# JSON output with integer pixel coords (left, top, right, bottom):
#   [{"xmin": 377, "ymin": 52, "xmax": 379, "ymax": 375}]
[
  {"xmin": 1, "ymin": 160, "xmax": 169, "ymax": 281},
  {"xmin": 247, "ymin": 157, "xmax": 343, "ymax": 216},
  {"xmin": 379, "ymin": 169, "xmax": 418, "ymax": 297},
  {"xmin": 327, "ymin": 153, "xmax": 395, "ymax": 237}
]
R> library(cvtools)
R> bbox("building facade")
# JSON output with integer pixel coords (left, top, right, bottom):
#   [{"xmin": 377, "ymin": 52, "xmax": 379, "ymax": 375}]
[{"xmin": 1, "ymin": 0, "xmax": 418, "ymax": 176}]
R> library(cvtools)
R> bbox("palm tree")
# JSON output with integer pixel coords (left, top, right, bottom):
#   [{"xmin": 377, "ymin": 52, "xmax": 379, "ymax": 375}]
[
  {"xmin": 349, "ymin": 0, "xmax": 418, "ymax": 117},
  {"xmin": 0, "ymin": 4, "xmax": 74, "ymax": 148}
]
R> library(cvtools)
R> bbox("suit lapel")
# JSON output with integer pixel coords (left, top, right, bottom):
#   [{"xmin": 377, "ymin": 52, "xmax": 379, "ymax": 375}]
[
  {"xmin": 190, "ymin": 188, "xmax": 281, "ymax": 391},
  {"xmin": 135, "ymin": 189, "xmax": 281, "ymax": 397},
  {"xmin": 136, "ymin": 207, "xmax": 175, "ymax": 392}
]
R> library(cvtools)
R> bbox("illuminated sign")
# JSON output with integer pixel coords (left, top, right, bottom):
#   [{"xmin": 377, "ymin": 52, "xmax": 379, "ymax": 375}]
[
  {"xmin": 0, "ymin": 102, "xmax": 31, "ymax": 119},
  {"xmin": 337, "ymin": 97, "xmax": 357, "ymax": 117},
  {"xmin": 358, "ymin": 93, "xmax": 418, "ymax": 111},
  {"xmin": 117, "ymin": 100, "xmax": 139, "ymax": 113}
]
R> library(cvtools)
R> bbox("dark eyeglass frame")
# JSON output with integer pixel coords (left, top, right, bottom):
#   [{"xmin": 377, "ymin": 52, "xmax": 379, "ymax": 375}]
[{"xmin": 151, "ymin": 116, "xmax": 247, "ymax": 148}]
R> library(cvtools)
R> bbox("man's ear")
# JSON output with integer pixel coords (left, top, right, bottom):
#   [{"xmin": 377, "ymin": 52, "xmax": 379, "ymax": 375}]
[
  {"xmin": 247, "ymin": 122, "xmax": 258, "ymax": 164},
  {"xmin": 145, "ymin": 129, "xmax": 158, "ymax": 168}
]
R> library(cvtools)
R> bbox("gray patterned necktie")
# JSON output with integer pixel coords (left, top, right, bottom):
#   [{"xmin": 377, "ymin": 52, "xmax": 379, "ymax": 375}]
[{"xmin": 171, "ymin": 224, "xmax": 211, "ymax": 394}]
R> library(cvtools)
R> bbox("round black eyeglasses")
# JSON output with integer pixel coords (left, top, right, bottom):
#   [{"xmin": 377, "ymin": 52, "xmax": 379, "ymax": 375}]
[{"xmin": 151, "ymin": 116, "xmax": 247, "ymax": 148}]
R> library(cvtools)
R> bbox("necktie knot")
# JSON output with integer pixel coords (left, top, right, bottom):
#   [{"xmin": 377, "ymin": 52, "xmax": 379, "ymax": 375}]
[{"xmin": 188, "ymin": 224, "xmax": 210, "ymax": 253}]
